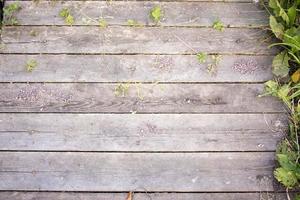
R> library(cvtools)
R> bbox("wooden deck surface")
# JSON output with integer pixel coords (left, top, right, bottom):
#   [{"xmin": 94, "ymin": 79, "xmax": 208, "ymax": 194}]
[{"xmin": 0, "ymin": 0, "xmax": 288, "ymax": 199}]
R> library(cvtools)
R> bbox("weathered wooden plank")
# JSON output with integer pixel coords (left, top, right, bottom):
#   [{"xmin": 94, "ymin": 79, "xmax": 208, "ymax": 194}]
[
  {"xmin": 0, "ymin": 83, "xmax": 283, "ymax": 113},
  {"xmin": 0, "ymin": 114, "xmax": 286, "ymax": 151},
  {"xmin": 0, "ymin": 55, "xmax": 272, "ymax": 82},
  {"xmin": 7, "ymin": 1, "xmax": 268, "ymax": 27},
  {"xmin": 0, "ymin": 152, "xmax": 277, "ymax": 191},
  {"xmin": 0, "ymin": 192, "xmax": 290, "ymax": 200},
  {"xmin": 6, "ymin": 0, "xmax": 255, "ymax": 2},
  {"xmin": 0, "ymin": 26, "xmax": 274, "ymax": 54}
]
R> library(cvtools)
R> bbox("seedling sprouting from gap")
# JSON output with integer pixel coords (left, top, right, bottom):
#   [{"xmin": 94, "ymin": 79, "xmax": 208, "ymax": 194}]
[
  {"xmin": 26, "ymin": 59, "xmax": 38, "ymax": 72},
  {"xmin": 0, "ymin": 43, "xmax": 6, "ymax": 50},
  {"xmin": 59, "ymin": 8, "xmax": 74, "ymax": 25},
  {"xmin": 33, "ymin": 0, "xmax": 40, "ymax": 4},
  {"xmin": 115, "ymin": 83, "xmax": 130, "ymax": 97},
  {"xmin": 29, "ymin": 30, "xmax": 38, "ymax": 37},
  {"xmin": 207, "ymin": 55, "xmax": 222, "ymax": 76},
  {"xmin": 2, "ymin": 2, "xmax": 21, "ymax": 25},
  {"xmin": 127, "ymin": 19, "xmax": 143, "ymax": 27},
  {"xmin": 99, "ymin": 18, "xmax": 107, "ymax": 28},
  {"xmin": 150, "ymin": 6, "xmax": 162, "ymax": 23},
  {"xmin": 196, "ymin": 52, "xmax": 207, "ymax": 64},
  {"xmin": 212, "ymin": 19, "xmax": 224, "ymax": 32},
  {"xmin": 196, "ymin": 52, "xmax": 222, "ymax": 76},
  {"xmin": 212, "ymin": 54, "xmax": 222, "ymax": 65},
  {"xmin": 135, "ymin": 82, "xmax": 144, "ymax": 100}
]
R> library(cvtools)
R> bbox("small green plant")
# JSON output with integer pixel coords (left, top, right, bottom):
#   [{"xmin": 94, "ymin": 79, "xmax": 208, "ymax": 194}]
[
  {"xmin": 207, "ymin": 64, "xmax": 215, "ymax": 75},
  {"xmin": 99, "ymin": 18, "xmax": 107, "ymax": 28},
  {"xmin": 59, "ymin": 8, "xmax": 74, "ymax": 25},
  {"xmin": 150, "ymin": 6, "xmax": 162, "ymax": 23},
  {"xmin": 196, "ymin": 52, "xmax": 207, "ymax": 63},
  {"xmin": 212, "ymin": 19, "xmax": 224, "ymax": 32},
  {"xmin": 127, "ymin": 19, "xmax": 143, "ymax": 27},
  {"xmin": 26, "ymin": 59, "xmax": 38, "ymax": 72},
  {"xmin": 195, "ymin": 52, "xmax": 222, "ymax": 76},
  {"xmin": 135, "ymin": 82, "xmax": 145, "ymax": 100},
  {"xmin": 211, "ymin": 54, "xmax": 222, "ymax": 65},
  {"xmin": 267, "ymin": 0, "xmax": 300, "ymax": 81},
  {"xmin": 29, "ymin": 30, "xmax": 38, "ymax": 37},
  {"xmin": 114, "ymin": 83, "xmax": 130, "ymax": 97},
  {"xmin": 0, "ymin": 43, "xmax": 6, "ymax": 50},
  {"xmin": 207, "ymin": 55, "xmax": 222, "ymax": 76},
  {"xmin": 33, "ymin": 0, "xmax": 40, "ymax": 4},
  {"xmin": 2, "ymin": 2, "xmax": 21, "ymax": 25}
]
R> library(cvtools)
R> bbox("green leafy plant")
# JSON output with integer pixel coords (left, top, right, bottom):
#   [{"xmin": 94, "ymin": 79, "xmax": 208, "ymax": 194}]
[
  {"xmin": 29, "ymin": 30, "xmax": 38, "ymax": 37},
  {"xmin": 127, "ymin": 19, "xmax": 143, "ymax": 27},
  {"xmin": 266, "ymin": 2, "xmax": 300, "ymax": 195},
  {"xmin": 114, "ymin": 83, "xmax": 130, "ymax": 97},
  {"xmin": 59, "ymin": 8, "xmax": 74, "ymax": 25},
  {"xmin": 99, "ymin": 18, "xmax": 107, "ymax": 28},
  {"xmin": 267, "ymin": 0, "xmax": 300, "ymax": 81},
  {"xmin": 2, "ymin": 2, "xmax": 21, "ymax": 25},
  {"xmin": 0, "ymin": 43, "xmax": 5, "ymax": 50},
  {"xmin": 207, "ymin": 54, "xmax": 222, "ymax": 76},
  {"xmin": 265, "ymin": 2, "xmax": 300, "ymax": 196},
  {"xmin": 196, "ymin": 52, "xmax": 207, "ymax": 63},
  {"xmin": 196, "ymin": 52, "xmax": 222, "ymax": 76},
  {"xmin": 26, "ymin": 59, "xmax": 38, "ymax": 72},
  {"xmin": 212, "ymin": 19, "xmax": 224, "ymax": 32},
  {"xmin": 33, "ymin": 0, "xmax": 40, "ymax": 4},
  {"xmin": 150, "ymin": 6, "xmax": 162, "ymax": 23},
  {"xmin": 261, "ymin": 81, "xmax": 300, "ymax": 192},
  {"xmin": 272, "ymin": 51, "xmax": 290, "ymax": 77}
]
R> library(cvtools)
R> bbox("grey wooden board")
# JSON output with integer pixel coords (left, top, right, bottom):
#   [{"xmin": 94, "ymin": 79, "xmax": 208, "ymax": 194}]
[
  {"xmin": 0, "ymin": 192, "xmax": 290, "ymax": 200},
  {"xmin": 0, "ymin": 152, "xmax": 276, "ymax": 191},
  {"xmin": 0, "ymin": 55, "xmax": 272, "ymax": 82},
  {"xmin": 7, "ymin": 1, "xmax": 268, "ymax": 27},
  {"xmin": 0, "ymin": 114, "xmax": 287, "ymax": 151},
  {"xmin": 0, "ymin": 26, "xmax": 274, "ymax": 54},
  {"xmin": 0, "ymin": 83, "xmax": 284, "ymax": 113},
  {"xmin": 6, "ymin": 0, "xmax": 256, "ymax": 2}
]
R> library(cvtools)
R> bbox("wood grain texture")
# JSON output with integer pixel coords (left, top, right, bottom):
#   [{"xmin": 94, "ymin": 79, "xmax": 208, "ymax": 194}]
[
  {"xmin": 0, "ymin": 0, "xmax": 284, "ymax": 196},
  {"xmin": 0, "ymin": 152, "xmax": 277, "ymax": 191},
  {"xmin": 7, "ymin": 1, "xmax": 268, "ymax": 27},
  {"xmin": 0, "ymin": 192, "xmax": 290, "ymax": 200},
  {"xmin": 0, "ymin": 55, "xmax": 272, "ymax": 82},
  {"xmin": 0, "ymin": 26, "xmax": 274, "ymax": 54},
  {"xmin": 5, "ymin": 0, "xmax": 256, "ymax": 2},
  {"xmin": 0, "ymin": 114, "xmax": 287, "ymax": 151},
  {"xmin": 0, "ymin": 83, "xmax": 284, "ymax": 113}
]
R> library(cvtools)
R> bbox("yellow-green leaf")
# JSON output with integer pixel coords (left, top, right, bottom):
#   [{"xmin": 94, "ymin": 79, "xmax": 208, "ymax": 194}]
[
  {"xmin": 288, "ymin": 6, "xmax": 297, "ymax": 25},
  {"xmin": 272, "ymin": 52, "xmax": 290, "ymax": 77},
  {"xmin": 274, "ymin": 167, "xmax": 298, "ymax": 188},
  {"xmin": 292, "ymin": 69, "xmax": 300, "ymax": 83},
  {"xmin": 270, "ymin": 15, "xmax": 284, "ymax": 39},
  {"xmin": 150, "ymin": 6, "xmax": 162, "ymax": 23}
]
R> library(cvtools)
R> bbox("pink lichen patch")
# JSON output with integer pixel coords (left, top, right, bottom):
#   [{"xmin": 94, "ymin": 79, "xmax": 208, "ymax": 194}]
[
  {"xmin": 153, "ymin": 56, "xmax": 172, "ymax": 72},
  {"xmin": 233, "ymin": 59, "xmax": 258, "ymax": 74},
  {"xmin": 16, "ymin": 84, "xmax": 73, "ymax": 105}
]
